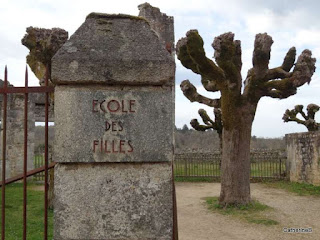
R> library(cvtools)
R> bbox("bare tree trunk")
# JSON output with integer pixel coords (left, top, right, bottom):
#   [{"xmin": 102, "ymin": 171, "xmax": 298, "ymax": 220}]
[{"xmin": 219, "ymin": 105, "xmax": 255, "ymax": 206}]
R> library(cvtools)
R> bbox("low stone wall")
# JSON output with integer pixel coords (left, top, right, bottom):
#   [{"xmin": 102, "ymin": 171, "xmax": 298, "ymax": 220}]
[
  {"xmin": 175, "ymin": 152, "xmax": 221, "ymax": 162},
  {"xmin": 285, "ymin": 131, "xmax": 320, "ymax": 186},
  {"xmin": 175, "ymin": 150, "xmax": 285, "ymax": 162}
]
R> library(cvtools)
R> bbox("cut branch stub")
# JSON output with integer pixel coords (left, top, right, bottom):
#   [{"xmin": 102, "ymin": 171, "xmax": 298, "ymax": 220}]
[
  {"xmin": 198, "ymin": 109, "xmax": 214, "ymax": 125},
  {"xmin": 252, "ymin": 33, "xmax": 273, "ymax": 79},
  {"xmin": 212, "ymin": 32, "xmax": 242, "ymax": 89},
  {"xmin": 307, "ymin": 104, "xmax": 320, "ymax": 119},
  {"xmin": 176, "ymin": 37, "xmax": 200, "ymax": 75},
  {"xmin": 177, "ymin": 30, "xmax": 225, "ymax": 90},
  {"xmin": 190, "ymin": 119, "xmax": 212, "ymax": 131},
  {"xmin": 281, "ymin": 47, "xmax": 296, "ymax": 72},
  {"xmin": 294, "ymin": 104, "xmax": 303, "ymax": 112},
  {"xmin": 292, "ymin": 49, "xmax": 316, "ymax": 86}
]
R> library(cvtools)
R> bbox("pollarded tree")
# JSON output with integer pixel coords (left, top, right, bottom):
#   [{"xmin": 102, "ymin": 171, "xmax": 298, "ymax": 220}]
[
  {"xmin": 283, "ymin": 104, "xmax": 320, "ymax": 131},
  {"xmin": 177, "ymin": 31, "xmax": 316, "ymax": 206}
]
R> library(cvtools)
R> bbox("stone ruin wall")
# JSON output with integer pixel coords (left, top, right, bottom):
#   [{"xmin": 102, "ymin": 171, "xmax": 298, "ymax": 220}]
[
  {"xmin": 0, "ymin": 90, "xmax": 54, "ymax": 179},
  {"xmin": 286, "ymin": 131, "xmax": 320, "ymax": 186}
]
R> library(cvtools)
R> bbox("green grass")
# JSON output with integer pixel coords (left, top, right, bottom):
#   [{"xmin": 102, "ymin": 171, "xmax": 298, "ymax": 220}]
[
  {"xmin": 174, "ymin": 161, "xmax": 221, "ymax": 177},
  {"xmin": 262, "ymin": 180, "xmax": 320, "ymax": 196},
  {"xmin": 204, "ymin": 197, "xmax": 279, "ymax": 226},
  {"xmin": 0, "ymin": 183, "xmax": 53, "ymax": 240}
]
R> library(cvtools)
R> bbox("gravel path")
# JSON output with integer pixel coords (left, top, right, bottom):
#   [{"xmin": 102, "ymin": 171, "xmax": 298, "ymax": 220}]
[{"xmin": 176, "ymin": 182, "xmax": 320, "ymax": 240}]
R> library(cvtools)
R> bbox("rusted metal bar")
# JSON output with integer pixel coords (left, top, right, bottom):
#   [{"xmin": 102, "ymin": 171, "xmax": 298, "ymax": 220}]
[
  {"xmin": 1, "ymin": 67, "xmax": 8, "ymax": 240},
  {"xmin": 44, "ymin": 67, "xmax": 49, "ymax": 240},
  {"xmin": 23, "ymin": 66, "xmax": 28, "ymax": 240},
  {"xmin": 0, "ymin": 86, "xmax": 54, "ymax": 94},
  {"xmin": 0, "ymin": 162, "xmax": 56, "ymax": 187}
]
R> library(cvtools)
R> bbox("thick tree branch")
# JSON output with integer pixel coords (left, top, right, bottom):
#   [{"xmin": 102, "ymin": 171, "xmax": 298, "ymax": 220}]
[
  {"xmin": 198, "ymin": 109, "xmax": 215, "ymax": 125},
  {"xmin": 243, "ymin": 33, "xmax": 274, "ymax": 100},
  {"xmin": 201, "ymin": 76, "xmax": 219, "ymax": 92},
  {"xmin": 190, "ymin": 119, "xmax": 213, "ymax": 131},
  {"xmin": 176, "ymin": 37, "xmax": 200, "ymax": 74},
  {"xmin": 294, "ymin": 105, "xmax": 308, "ymax": 120},
  {"xmin": 294, "ymin": 105, "xmax": 309, "ymax": 120},
  {"xmin": 177, "ymin": 30, "xmax": 225, "ymax": 90},
  {"xmin": 180, "ymin": 80, "xmax": 220, "ymax": 108},
  {"xmin": 259, "ymin": 48, "xmax": 295, "ymax": 81},
  {"xmin": 281, "ymin": 47, "xmax": 296, "ymax": 72},
  {"xmin": 252, "ymin": 33, "xmax": 273, "ymax": 79},
  {"xmin": 259, "ymin": 49, "xmax": 316, "ymax": 100},
  {"xmin": 292, "ymin": 49, "xmax": 316, "ymax": 86},
  {"xmin": 283, "ymin": 109, "xmax": 304, "ymax": 124},
  {"xmin": 307, "ymin": 104, "xmax": 320, "ymax": 119},
  {"xmin": 264, "ymin": 88, "xmax": 296, "ymax": 99},
  {"xmin": 265, "ymin": 67, "xmax": 293, "ymax": 80},
  {"xmin": 212, "ymin": 32, "xmax": 242, "ymax": 90}
]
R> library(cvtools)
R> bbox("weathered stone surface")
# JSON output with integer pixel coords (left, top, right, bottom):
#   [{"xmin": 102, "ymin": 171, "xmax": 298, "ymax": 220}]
[
  {"xmin": 138, "ymin": 3, "xmax": 174, "ymax": 55},
  {"xmin": 54, "ymin": 85, "xmax": 173, "ymax": 163},
  {"xmin": 53, "ymin": 4, "xmax": 175, "ymax": 239},
  {"xmin": 22, "ymin": 27, "xmax": 68, "ymax": 85},
  {"xmin": 286, "ymin": 131, "xmax": 320, "ymax": 185},
  {"xmin": 51, "ymin": 13, "xmax": 174, "ymax": 85},
  {"xmin": 0, "ymin": 93, "xmax": 35, "ymax": 178},
  {"xmin": 54, "ymin": 163, "xmax": 173, "ymax": 240}
]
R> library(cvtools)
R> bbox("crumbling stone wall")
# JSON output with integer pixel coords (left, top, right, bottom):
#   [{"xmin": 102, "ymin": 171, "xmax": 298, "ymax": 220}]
[{"xmin": 286, "ymin": 131, "xmax": 320, "ymax": 185}]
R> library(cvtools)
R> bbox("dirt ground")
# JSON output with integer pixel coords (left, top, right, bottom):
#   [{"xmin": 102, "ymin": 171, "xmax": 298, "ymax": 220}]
[{"xmin": 176, "ymin": 182, "xmax": 320, "ymax": 240}]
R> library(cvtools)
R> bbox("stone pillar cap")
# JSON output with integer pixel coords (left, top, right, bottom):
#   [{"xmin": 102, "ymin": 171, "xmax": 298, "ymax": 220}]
[{"xmin": 52, "ymin": 11, "xmax": 174, "ymax": 86}]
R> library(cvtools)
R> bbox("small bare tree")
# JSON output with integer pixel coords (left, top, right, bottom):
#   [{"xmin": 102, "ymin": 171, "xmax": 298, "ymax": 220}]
[
  {"xmin": 283, "ymin": 104, "xmax": 320, "ymax": 131},
  {"xmin": 189, "ymin": 107, "xmax": 223, "ymax": 151}
]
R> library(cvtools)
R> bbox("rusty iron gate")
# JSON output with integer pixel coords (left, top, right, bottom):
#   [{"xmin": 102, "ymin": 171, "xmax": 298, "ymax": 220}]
[{"xmin": 0, "ymin": 66, "xmax": 55, "ymax": 240}]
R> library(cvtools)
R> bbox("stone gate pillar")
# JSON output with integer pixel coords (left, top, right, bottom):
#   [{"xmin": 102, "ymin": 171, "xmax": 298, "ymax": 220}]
[{"xmin": 52, "ymin": 4, "xmax": 175, "ymax": 240}]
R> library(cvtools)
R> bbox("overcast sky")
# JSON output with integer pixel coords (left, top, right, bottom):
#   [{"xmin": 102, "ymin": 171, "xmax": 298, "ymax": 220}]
[{"xmin": 1, "ymin": 0, "xmax": 320, "ymax": 137}]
